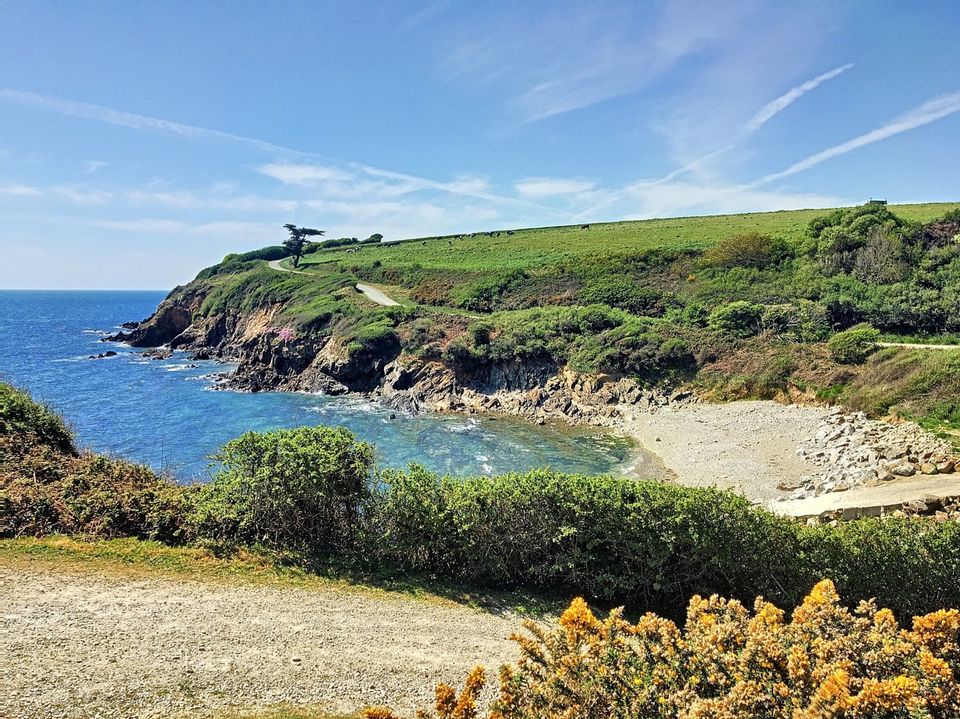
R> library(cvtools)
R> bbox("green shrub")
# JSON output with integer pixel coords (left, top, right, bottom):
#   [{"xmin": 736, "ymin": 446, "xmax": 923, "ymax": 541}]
[
  {"xmin": 0, "ymin": 383, "xmax": 74, "ymax": 454},
  {"xmin": 193, "ymin": 427, "xmax": 374, "ymax": 552},
  {"xmin": 454, "ymin": 270, "xmax": 528, "ymax": 312},
  {"xmin": 362, "ymin": 465, "xmax": 960, "ymax": 617},
  {"xmin": 232, "ymin": 245, "xmax": 291, "ymax": 262},
  {"xmin": 828, "ymin": 323, "xmax": 880, "ymax": 364},
  {"xmin": 352, "ymin": 318, "xmax": 399, "ymax": 350},
  {"xmin": 364, "ymin": 467, "xmax": 808, "ymax": 613},
  {"xmin": 578, "ymin": 277, "xmax": 674, "ymax": 316},
  {"xmin": 708, "ymin": 301, "xmax": 763, "ymax": 337},
  {"xmin": 705, "ymin": 232, "xmax": 792, "ymax": 269}
]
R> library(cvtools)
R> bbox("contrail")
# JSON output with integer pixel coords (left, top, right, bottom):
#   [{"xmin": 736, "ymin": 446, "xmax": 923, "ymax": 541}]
[
  {"xmin": 753, "ymin": 90, "xmax": 960, "ymax": 185},
  {"xmin": 746, "ymin": 63, "xmax": 854, "ymax": 132}
]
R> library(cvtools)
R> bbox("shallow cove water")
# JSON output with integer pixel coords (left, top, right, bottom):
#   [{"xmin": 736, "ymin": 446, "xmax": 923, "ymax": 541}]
[{"xmin": 0, "ymin": 290, "xmax": 661, "ymax": 482}]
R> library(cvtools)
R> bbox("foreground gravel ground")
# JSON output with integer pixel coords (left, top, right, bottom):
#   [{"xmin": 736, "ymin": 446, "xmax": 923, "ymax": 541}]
[{"xmin": 1, "ymin": 563, "xmax": 523, "ymax": 718}]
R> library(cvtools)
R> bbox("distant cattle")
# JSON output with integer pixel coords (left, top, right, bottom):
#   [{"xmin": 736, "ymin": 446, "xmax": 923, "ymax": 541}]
[
  {"xmin": 507, "ymin": 230, "xmax": 514, "ymax": 236},
  {"xmin": 580, "ymin": 224, "xmax": 590, "ymax": 230}
]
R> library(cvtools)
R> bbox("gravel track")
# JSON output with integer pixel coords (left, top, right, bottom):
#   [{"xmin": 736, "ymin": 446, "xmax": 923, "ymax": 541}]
[{"xmin": 1, "ymin": 563, "xmax": 522, "ymax": 718}]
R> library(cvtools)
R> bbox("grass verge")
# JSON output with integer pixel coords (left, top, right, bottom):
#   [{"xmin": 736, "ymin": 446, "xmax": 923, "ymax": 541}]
[{"xmin": 0, "ymin": 535, "xmax": 560, "ymax": 617}]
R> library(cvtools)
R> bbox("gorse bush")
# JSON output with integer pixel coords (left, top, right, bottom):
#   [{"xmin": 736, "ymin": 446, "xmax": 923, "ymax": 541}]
[
  {"xmin": 708, "ymin": 301, "xmax": 764, "ymax": 338},
  {"xmin": 1, "ymin": 383, "xmax": 191, "ymax": 542},
  {"xmin": 377, "ymin": 580, "xmax": 960, "ymax": 719},
  {"xmin": 705, "ymin": 232, "xmax": 793, "ymax": 269},
  {"xmin": 193, "ymin": 426, "xmax": 373, "ymax": 552},
  {"xmin": 829, "ymin": 323, "xmax": 881, "ymax": 364}
]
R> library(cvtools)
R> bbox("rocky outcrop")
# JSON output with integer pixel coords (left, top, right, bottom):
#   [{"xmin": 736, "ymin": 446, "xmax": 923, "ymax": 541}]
[
  {"xmin": 374, "ymin": 357, "xmax": 695, "ymax": 427},
  {"xmin": 789, "ymin": 407, "xmax": 959, "ymax": 498},
  {"xmin": 106, "ymin": 286, "xmax": 207, "ymax": 348},
  {"xmin": 140, "ymin": 348, "xmax": 172, "ymax": 360}
]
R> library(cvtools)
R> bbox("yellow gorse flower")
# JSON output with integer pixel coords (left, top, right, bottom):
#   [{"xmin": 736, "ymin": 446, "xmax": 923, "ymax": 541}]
[{"xmin": 391, "ymin": 580, "xmax": 960, "ymax": 719}]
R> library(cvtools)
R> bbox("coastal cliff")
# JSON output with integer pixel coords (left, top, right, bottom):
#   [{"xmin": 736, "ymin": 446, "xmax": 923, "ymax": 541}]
[{"xmin": 108, "ymin": 281, "xmax": 694, "ymax": 431}]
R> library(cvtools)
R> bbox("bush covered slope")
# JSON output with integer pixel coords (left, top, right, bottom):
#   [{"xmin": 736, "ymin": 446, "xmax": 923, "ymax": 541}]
[
  {"xmin": 5, "ymin": 383, "xmax": 960, "ymax": 619},
  {"xmin": 146, "ymin": 201, "xmax": 960, "ymax": 431}
]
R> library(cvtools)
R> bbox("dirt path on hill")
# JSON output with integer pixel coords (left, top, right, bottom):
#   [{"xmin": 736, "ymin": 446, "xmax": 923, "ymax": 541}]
[
  {"xmin": 267, "ymin": 258, "xmax": 400, "ymax": 306},
  {"xmin": 266, "ymin": 258, "xmax": 311, "ymax": 275},
  {"xmin": 877, "ymin": 341, "xmax": 960, "ymax": 350},
  {"xmin": 355, "ymin": 284, "xmax": 400, "ymax": 307},
  {"xmin": 1, "ymin": 563, "xmax": 522, "ymax": 719}
]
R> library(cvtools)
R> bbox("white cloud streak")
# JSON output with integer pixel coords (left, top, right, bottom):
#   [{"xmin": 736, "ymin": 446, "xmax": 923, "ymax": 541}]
[
  {"xmin": 0, "ymin": 88, "xmax": 524, "ymax": 207},
  {"xmin": 754, "ymin": 90, "xmax": 960, "ymax": 185},
  {"xmin": 746, "ymin": 63, "xmax": 854, "ymax": 132},
  {"xmin": 0, "ymin": 88, "xmax": 295, "ymax": 155},
  {"xmin": 514, "ymin": 177, "xmax": 596, "ymax": 198}
]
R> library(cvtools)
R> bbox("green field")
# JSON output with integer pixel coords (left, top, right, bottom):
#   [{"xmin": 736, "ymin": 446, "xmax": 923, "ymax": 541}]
[
  {"xmin": 298, "ymin": 203, "xmax": 958, "ymax": 273},
  {"xmin": 181, "ymin": 201, "xmax": 960, "ymax": 430}
]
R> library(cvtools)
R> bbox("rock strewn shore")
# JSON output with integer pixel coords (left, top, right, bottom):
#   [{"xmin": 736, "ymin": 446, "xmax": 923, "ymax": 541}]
[{"xmin": 792, "ymin": 407, "xmax": 957, "ymax": 498}]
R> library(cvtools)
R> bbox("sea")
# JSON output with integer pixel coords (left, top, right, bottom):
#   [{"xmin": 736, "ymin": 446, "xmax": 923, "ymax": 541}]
[{"xmin": 0, "ymin": 290, "xmax": 641, "ymax": 483}]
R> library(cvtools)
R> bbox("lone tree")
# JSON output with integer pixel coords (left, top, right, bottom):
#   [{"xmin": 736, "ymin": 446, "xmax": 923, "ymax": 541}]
[{"xmin": 282, "ymin": 224, "xmax": 325, "ymax": 267}]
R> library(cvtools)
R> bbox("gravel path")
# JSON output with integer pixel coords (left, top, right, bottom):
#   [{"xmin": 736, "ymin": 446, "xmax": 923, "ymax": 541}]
[
  {"xmin": 1, "ymin": 564, "xmax": 522, "ymax": 718},
  {"xmin": 355, "ymin": 284, "xmax": 400, "ymax": 307},
  {"xmin": 877, "ymin": 341, "xmax": 960, "ymax": 350}
]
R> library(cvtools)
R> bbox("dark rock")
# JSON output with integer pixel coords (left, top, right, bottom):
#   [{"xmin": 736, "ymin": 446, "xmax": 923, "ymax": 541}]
[
  {"xmin": 141, "ymin": 348, "xmax": 173, "ymax": 360},
  {"xmin": 87, "ymin": 351, "xmax": 118, "ymax": 359}
]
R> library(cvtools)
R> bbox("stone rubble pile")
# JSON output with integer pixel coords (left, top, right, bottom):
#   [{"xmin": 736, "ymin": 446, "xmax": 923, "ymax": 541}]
[
  {"xmin": 789, "ymin": 406, "xmax": 957, "ymax": 499},
  {"xmin": 805, "ymin": 495, "xmax": 960, "ymax": 525}
]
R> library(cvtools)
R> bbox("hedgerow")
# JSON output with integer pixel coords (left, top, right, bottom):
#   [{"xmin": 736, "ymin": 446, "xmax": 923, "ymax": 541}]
[{"xmin": 5, "ymin": 387, "xmax": 960, "ymax": 621}]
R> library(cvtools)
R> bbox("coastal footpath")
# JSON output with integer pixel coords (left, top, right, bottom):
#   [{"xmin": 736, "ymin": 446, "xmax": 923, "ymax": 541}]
[{"xmin": 1, "ymin": 547, "xmax": 521, "ymax": 719}]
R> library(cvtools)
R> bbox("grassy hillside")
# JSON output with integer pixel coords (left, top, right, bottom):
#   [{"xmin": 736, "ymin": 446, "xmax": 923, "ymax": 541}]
[
  {"xmin": 179, "ymin": 201, "xmax": 960, "ymax": 430},
  {"xmin": 300, "ymin": 203, "xmax": 955, "ymax": 273}
]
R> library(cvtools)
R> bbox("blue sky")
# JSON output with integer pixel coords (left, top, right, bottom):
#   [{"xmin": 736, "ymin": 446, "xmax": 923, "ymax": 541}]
[{"xmin": 1, "ymin": 1, "xmax": 959, "ymax": 289}]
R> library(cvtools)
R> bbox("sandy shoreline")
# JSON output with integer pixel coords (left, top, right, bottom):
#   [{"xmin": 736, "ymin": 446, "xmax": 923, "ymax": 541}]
[{"xmin": 615, "ymin": 400, "xmax": 830, "ymax": 504}]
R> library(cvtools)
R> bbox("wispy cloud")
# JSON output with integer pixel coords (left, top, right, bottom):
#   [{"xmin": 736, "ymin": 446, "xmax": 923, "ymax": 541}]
[
  {"xmin": 0, "ymin": 183, "xmax": 42, "ymax": 197},
  {"xmin": 621, "ymin": 179, "xmax": 845, "ymax": 219},
  {"xmin": 755, "ymin": 90, "xmax": 960, "ymax": 185},
  {"xmin": 87, "ymin": 217, "xmax": 276, "ymax": 237},
  {"xmin": 0, "ymin": 88, "xmax": 296, "ymax": 155},
  {"xmin": 514, "ymin": 177, "xmax": 595, "ymax": 198},
  {"xmin": 84, "ymin": 160, "xmax": 109, "ymax": 174},
  {"xmin": 444, "ymin": 2, "xmax": 752, "ymax": 122},
  {"xmin": 0, "ymin": 88, "xmax": 516, "ymax": 207},
  {"xmin": 746, "ymin": 63, "xmax": 854, "ymax": 132},
  {"xmin": 258, "ymin": 163, "xmax": 354, "ymax": 186}
]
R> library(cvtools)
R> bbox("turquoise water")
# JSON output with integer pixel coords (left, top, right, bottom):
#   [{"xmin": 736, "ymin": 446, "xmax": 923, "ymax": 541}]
[{"xmin": 0, "ymin": 290, "xmax": 636, "ymax": 482}]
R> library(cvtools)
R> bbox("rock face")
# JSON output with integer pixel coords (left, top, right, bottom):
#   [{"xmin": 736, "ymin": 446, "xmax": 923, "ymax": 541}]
[
  {"xmin": 140, "ymin": 348, "xmax": 172, "ymax": 360},
  {"xmin": 112, "ymin": 286, "xmax": 694, "ymax": 429},
  {"xmin": 106, "ymin": 286, "xmax": 206, "ymax": 347},
  {"xmin": 374, "ymin": 357, "xmax": 694, "ymax": 427},
  {"xmin": 791, "ymin": 406, "xmax": 959, "ymax": 499}
]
